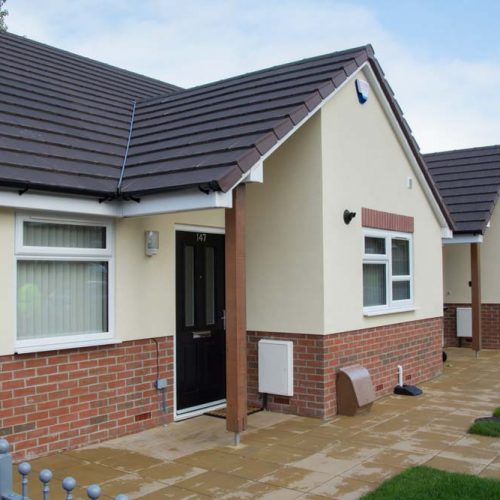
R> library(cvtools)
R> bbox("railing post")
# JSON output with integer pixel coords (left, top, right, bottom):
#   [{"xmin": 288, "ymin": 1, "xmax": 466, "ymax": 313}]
[
  {"xmin": 87, "ymin": 484, "xmax": 101, "ymax": 499},
  {"xmin": 62, "ymin": 477, "xmax": 76, "ymax": 500},
  {"xmin": 0, "ymin": 439, "xmax": 14, "ymax": 499},
  {"xmin": 17, "ymin": 462, "xmax": 31, "ymax": 499},
  {"xmin": 39, "ymin": 469, "xmax": 53, "ymax": 500}
]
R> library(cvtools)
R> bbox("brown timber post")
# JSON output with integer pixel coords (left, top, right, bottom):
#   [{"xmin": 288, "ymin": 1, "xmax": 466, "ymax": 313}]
[
  {"xmin": 225, "ymin": 183, "xmax": 247, "ymax": 444},
  {"xmin": 470, "ymin": 242, "xmax": 482, "ymax": 354}
]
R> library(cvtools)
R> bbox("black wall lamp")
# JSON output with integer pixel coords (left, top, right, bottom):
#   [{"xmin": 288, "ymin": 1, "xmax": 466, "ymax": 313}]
[{"xmin": 343, "ymin": 210, "xmax": 356, "ymax": 225}]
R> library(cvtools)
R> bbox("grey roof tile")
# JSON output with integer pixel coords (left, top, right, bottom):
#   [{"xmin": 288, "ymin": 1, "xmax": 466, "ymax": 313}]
[
  {"xmin": 425, "ymin": 145, "xmax": 500, "ymax": 234},
  {"xmin": 0, "ymin": 32, "xmax": 452, "ymax": 230}
]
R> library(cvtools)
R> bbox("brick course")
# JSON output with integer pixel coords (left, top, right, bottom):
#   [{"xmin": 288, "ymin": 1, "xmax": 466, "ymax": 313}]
[
  {"xmin": 0, "ymin": 337, "xmax": 173, "ymax": 461},
  {"xmin": 361, "ymin": 207, "xmax": 414, "ymax": 233},
  {"xmin": 248, "ymin": 317, "xmax": 442, "ymax": 418},
  {"xmin": 444, "ymin": 303, "xmax": 500, "ymax": 349}
]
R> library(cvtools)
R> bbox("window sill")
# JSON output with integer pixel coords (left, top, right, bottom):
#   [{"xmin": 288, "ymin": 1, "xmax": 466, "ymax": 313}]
[
  {"xmin": 15, "ymin": 337, "xmax": 122, "ymax": 354},
  {"xmin": 363, "ymin": 306, "xmax": 417, "ymax": 317}
]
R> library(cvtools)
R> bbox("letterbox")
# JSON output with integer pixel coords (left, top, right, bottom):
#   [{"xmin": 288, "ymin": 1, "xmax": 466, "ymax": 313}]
[{"xmin": 336, "ymin": 365, "xmax": 375, "ymax": 416}]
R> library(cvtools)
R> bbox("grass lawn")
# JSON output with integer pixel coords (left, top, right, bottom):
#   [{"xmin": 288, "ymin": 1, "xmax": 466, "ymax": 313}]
[
  {"xmin": 469, "ymin": 418, "xmax": 500, "ymax": 437},
  {"xmin": 362, "ymin": 466, "xmax": 500, "ymax": 499}
]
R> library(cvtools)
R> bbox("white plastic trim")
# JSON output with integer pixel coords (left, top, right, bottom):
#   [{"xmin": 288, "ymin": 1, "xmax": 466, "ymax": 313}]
[
  {"xmin": 0, "ymin": 188, "xmax": 233, "ymax": 218},
  {"xmin": 443, "ymin": 234, "xmax": 483, "ymax": 244},
  {"xmin": 364, "ymin": 306, "xmax": 417, "ymax": 317},
  {"xmin": 15, "ymin": 337, "xmax": 122, "ymax": 354}
]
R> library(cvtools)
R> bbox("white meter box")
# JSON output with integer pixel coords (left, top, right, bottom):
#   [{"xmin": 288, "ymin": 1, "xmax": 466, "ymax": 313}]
[{"xmin": 258, "ymin": 339, "xmax": 294, "ymax": 396}]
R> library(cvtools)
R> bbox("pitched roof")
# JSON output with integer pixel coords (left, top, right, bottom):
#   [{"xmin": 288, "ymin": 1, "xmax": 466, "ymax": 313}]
[
  {"xmin": 424, "ymin": 145, "xmax": 500, "ymax": 234},
  {"xmin": 0, "ymin": 32, "xmax": 180, "ymax": 196},
  {"xmin": 0, "ymin": 32, "xmax": 453, "ymax": 229},
  {"xmin": 121, "ymin": 46, "xmax": 372, "ymax": 195}
]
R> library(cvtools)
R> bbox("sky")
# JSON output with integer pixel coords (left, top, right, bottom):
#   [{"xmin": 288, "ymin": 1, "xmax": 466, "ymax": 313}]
[{"xmin": 5, "ymin": 0, "xmax": 500, "ymax": 153}]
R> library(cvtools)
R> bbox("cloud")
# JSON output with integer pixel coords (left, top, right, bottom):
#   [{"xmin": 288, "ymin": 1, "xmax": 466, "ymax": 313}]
[{"xmin": 6, "ymin": 0, "xmax": 500, "ymax": 152}]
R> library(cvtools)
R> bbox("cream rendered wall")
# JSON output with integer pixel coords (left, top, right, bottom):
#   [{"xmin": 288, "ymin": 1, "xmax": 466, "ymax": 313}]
[
  {"xmin": 115, "ymin": 209, "xmax": 224, "ymax": 341},
  {"xmin": 321, "ymin": 68, "xmax": 444, "ymax": 333},
  {"xmin": 0, "ymin": 208, "xmax": 224, "ymax": 355},
  {"xmin": 444, "ymin": 204, "xmax": 500, "ymax": 304},
  {"xmin": 443, "ymin": 244, "xmax": 470, "ymax": 303},
  {"xmin": 246, "ymin": 114, "xmax": 325, "ymax": 334},
  {"xmin": 0, "ymin": 209, "xmax": 15, "ymax": 355}
]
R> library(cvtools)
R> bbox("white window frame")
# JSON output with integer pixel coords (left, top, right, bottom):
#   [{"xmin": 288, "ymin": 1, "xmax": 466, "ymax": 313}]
[
  {"xmin": 14, "ymin": 212, "xmax": 117, "ymax": 353},
  {"xmin": 362, "ymin": 228, "xmax": 413, "ymax": 315}
]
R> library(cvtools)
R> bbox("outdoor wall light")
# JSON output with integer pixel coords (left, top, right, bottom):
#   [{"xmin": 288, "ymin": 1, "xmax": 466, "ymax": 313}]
[
  {"xmin": 343, "ymin": 210, "xmax": 356, "ymax": 225},
  {"xmin": 145, "ymin": 230, "xmax": 159, "ymax": 256}
]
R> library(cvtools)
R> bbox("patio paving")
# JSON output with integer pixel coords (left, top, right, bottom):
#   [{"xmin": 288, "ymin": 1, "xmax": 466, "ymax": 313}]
[{"xmin": 25, "ymin": 347, "xmax": 500, "ymax": 498}]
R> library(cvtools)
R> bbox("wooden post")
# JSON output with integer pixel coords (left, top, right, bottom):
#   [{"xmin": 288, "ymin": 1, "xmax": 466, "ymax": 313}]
[
  {"xmin": 225, "ymin": 184, "xmax": 247, "ymax": 443},
  {"xmin": 470, "ymin": 243, "xmax": 482, "ymax": 354}
]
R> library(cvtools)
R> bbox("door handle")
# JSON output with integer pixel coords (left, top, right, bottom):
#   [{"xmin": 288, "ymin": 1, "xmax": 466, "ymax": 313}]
[{"xmin": 193, "ymin": 330, "xmax": 212, "ymax": 339}]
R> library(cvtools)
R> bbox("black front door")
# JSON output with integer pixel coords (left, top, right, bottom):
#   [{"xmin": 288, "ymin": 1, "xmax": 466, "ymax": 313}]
[{"xmin": 176, "ymin": 230, "xmax": 226, "ymax": 412}]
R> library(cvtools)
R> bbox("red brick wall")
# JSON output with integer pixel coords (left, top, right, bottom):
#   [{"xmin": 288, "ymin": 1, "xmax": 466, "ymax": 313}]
[
  {"xmin": 444, "ymin": 303, "xmax": 500, "ymax": 349},
  {"xmin": 0, "ymin": 337, "xmax": 174, "ymax": 461},
  {"xmin": 248, "ymin": 317, "xmax": 443, "ymax": 418}
]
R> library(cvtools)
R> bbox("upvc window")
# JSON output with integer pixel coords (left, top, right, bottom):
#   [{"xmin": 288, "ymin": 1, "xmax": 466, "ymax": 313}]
[
  {"xmin": 363, "ymin": 229, "xmax": 413, "ymax": 314},
  {"xmin": 15, "ymin": 214, "xmax": 115, "ymax": 353}
]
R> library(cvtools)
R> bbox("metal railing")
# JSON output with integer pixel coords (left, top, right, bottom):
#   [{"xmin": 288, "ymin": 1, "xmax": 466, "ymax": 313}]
[{"xmin": 0, "ymin": 439, "xmax": 128, "ymax": 500}]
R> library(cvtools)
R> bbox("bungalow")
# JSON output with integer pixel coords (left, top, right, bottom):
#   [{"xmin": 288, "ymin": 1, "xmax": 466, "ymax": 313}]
[
  {"xmin": 426, "ymin": 146, "xmax": 500, "ymax": 351},
  {"xmin": 0, "ymin": 31, "xmax": 453, "ymax": 460}
]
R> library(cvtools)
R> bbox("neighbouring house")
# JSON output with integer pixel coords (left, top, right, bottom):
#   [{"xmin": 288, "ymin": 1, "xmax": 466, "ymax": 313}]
[
  {"xmin": 426, "ymin": 145, "xmax": 500, "ymax": 351},
  {"xmin": 0, "ymin": 31, "xmax": 453, "ymax": 460}
]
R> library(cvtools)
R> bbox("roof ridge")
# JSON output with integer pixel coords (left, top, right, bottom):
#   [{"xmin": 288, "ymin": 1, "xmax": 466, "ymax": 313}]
[
  {"xmin": 137, "ymin": 44, "xmax": 373, "ymax": 106},
  {"xmin": 0, "ymin": 31, "xmax": 182, "ymax": 93}
]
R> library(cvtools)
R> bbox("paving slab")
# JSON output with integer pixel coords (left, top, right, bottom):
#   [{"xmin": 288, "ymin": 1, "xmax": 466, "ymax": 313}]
[{"xmin": 20, "ymin": 347, "xmax": 500, "ymax": 499}]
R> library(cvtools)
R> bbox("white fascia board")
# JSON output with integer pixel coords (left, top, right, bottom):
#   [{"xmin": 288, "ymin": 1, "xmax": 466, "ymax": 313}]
[
  {"xmin": 443, "ymin": 234, "xmax": 483, "ymax": 245},
  {"xmin": 441, "ymin": 227, "xmax": 453, "ymax": 239},
  {"xmin": 225, "ymin": 63, "xmax": 451, "ymax": 235},
  {"xmin": 243, "ymin": 160, "xmax": 264, "ymax": 183},
  {"xmin": 121, "ymin": 188, "xmax": 233, "ymax": 217},
  {"xmin": 0, "ymin": 189, "xmax": 120, "ymax": 217},
  {"xmin": 228, "ymin": 64, "xmax": 366, "ymax": 195},
  {"xmin": 0, "ymin": 188, "xmax": 233, "ymax": 218},
  {"xmin": 361, "ymin": 67, "xmax": 451, "ymax": 233}
]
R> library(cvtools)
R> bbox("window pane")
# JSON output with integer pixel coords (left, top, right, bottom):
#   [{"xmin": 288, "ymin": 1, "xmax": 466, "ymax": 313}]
[
  {"xmin": 363, "ymin": 263, "xmax": 386, "ymax": 306},
  {"xmin": 24, "ymin": 221, "xmax": 106, "ymax": 249},
  {"xmin": 184, "ymin": 246, "xmax": 195, "ymax": 327},
  {"xmin": 365, "ymin": 237, "xmax": 385, "ymax": 255},
  {"xmin": 205, "ymin": 247, "xmax": 215, "ymax": 325},
  {"xmin": 392, "ymin": 239, "xmax": 409, "ymax": 276},
  {"xmin": 393, "ymin": 280, "xmax": 411, "ymax": 301},
  {"xmin": 17, "ymin": 261, "xmax": 108, "ymax": 340}
]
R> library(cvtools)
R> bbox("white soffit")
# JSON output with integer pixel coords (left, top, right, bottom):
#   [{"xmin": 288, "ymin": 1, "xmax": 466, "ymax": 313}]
[
  {"xmin": 121, "ymin": 189, "xmax": 233, "ymax": 217},
  {"xmin": 443, "ymin": 234, "xmax": 483, "ymax": 244},
  {"xmin": 0, "ymin": 188, "xmax": 233, "ymax": 218}
]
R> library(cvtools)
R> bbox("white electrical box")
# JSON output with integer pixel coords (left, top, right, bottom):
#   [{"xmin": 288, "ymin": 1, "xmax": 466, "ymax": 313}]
[
  {"xmin": 456, "ymin": 307, "xmax": 472, "ymax": 338},
  {"xmin": 258, "ymin": 339, "xmax": 293, "ymax": 396}
]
